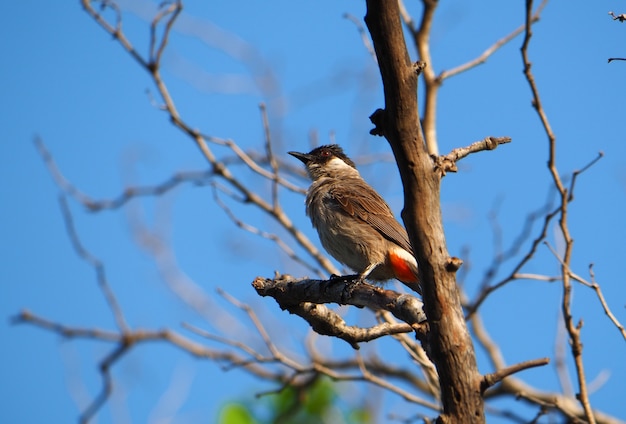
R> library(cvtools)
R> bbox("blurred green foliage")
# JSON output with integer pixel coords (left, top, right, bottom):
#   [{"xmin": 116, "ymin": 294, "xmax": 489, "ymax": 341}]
[{"xmin": 218, "ymin": 376, "xmax": 372, "ymax": 424}]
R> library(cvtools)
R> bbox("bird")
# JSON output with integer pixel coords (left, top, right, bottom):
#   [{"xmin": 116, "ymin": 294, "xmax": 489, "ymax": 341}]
[{"xmin": 288, "ymin": 144, "xmax": 420, "ymax": 293}]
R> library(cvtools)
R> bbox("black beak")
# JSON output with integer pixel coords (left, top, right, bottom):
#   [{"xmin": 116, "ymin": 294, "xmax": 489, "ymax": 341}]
[{"xmin": 288, "ymin": 151, "xmax": 311, "ymax": 164}]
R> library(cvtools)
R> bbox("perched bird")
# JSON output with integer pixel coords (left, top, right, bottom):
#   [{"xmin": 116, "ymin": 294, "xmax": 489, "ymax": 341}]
[{"xmin": 289, "ymin": 144, "xmax": 420, "ymax": 293}]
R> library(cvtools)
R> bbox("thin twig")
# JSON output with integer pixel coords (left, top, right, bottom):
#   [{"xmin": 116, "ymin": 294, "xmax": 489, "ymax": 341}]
[
  {"xmin": 211, "ymin": 182, "xmax": 326, "ymax": 277},
  {"xmin": 466, "ymin": 191, "xmax": 557, "ymax": 318},
  {"xmin": 470, "ymin": 312, "xmax": 505, "ymax": 371},
  {"xmin": 554, "ymin": 313, "xmax": 574, "ymax": 397},
  {"xmin": 216, "ymin": 288, "xmax": 306, "ymax": 371},
  {"xmin": 34, "ymin": 137, "xmax": 96, "ymax": 207},
  {"xmin": 58, "ymin": 196, "xmax": 129, "ymax": 332},
  {"xmin": 568, "ymin": 152, "xmax": 604, "ymax": 202},
  {"xmin": 438, "ymin": 0, "xmax": 549, "ymax": 81},
  {"xmin": 206, "ymin": 133, "xmax": 305, "ymax": 194},
  {"xmin": 356, "ymin": 353, "xmax": 441, "ymax": 411},
  {"xmin": 182, "ymin": 322, "xmax": 267, "ymax": 364},
  {"xmin": 149, "ymin": 1, "xmax": 182, "ymax": 67},
  {"xmin": 260, "ymin": 103, "xmax": 280, "ymax": 210},
  {"xmin": 12, "ymin": 310, "xmax": 121, "ymax": 341},
  {"xmin": 587, "ymin": 265, "xmax": 626, "ymax": 341},
  {"xmin": 343, "ymin": 13, "xmax": 377, "ymax": 62}
]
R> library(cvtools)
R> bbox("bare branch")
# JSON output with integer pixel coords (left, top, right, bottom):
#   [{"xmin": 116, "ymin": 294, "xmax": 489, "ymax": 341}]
[
  {"xmin": 14, "ymin": 309, "xmax": 298, "ymax": 420},
  {"xmin": 435, "ymin": 136, "xmax": 512, "ymax": 175},
  {"xmin": 568, "ymin": 151, "xmax": 604, "ymax": 202},
  {"xmin": 544, "ymin": 242, "xmax": 626, "ymax": 343},
  {"xmin": 253, "ymin": 275, "xmax": 427, "ymax": 345},
  {"xmin": 254, "ymin": 275, "xmax": 426, "ymax": 325},
  {"xmin": 36, "ymin": 132, "xmax": 217, "ymax": 212},
  {"xmin": 587, "ymin": 265, "xmax": 626, "ymax": 341},
  {"xmin": 522, "ymin": 1, "xmax": 595, "ymax": 421},
  {"xmin": 34, "ymin": 137, "xmax": 98, "ymax": 208},
  {"xmin": 470, "ymin": 312, "xmax": 505, "ymax": 371},
  {"xmin": 438, "ymin": 0, "xmax": 548, "ymax": 81},
  {"xmin": 58, "ymin": 196, "xmax": 129, "ymax": 332},
  {"xmin": 481, "ymin": 358, "xmax": 550, "ymax": 392},
  {"xmin": 343, "ymin": 13, "xmax": 377, "ymax": 62},
  {"xmin": 13, "ymin": 310, "xmax": 120, "ymax": 341},
  {"xmin": 356, "ymin": 353, "xmax": 441, "ymax": 411},
  {"xmin": 466, "ymin": 191, "xmax": 558, "ymax": 318},
  {"xmin": 211, "ymin": 182, "xmax": 325, "ymax": 278},
  {"xmin": 400, "ymin": 0, "xmax": 439, "ymax": 154},
  {"xmin": 260, "ymin": 103, "xmax": 280, "ymax": 209},
  {"xmin": 80, "ymin": 0, "xmax": 149, "ymax": 68},
  {"xmin": 148, "ymin": 1, "xmax": 182, "ymax": 68},
  {"xmin": 490, "ymin": 377, "xmax": 624, "ymax": 424},
  {"xmin": 207, "ymin": 133, "xmax": 306, "ymax": 194},
  {"xmin": 555, "ymin": 313, "xmax": 575, "ymax": 397}
]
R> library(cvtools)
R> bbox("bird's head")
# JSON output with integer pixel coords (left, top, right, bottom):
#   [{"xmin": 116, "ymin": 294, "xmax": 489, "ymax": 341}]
[{"xmin": 288, "ymin": 144, "xmax": 358, "ymax": 180}]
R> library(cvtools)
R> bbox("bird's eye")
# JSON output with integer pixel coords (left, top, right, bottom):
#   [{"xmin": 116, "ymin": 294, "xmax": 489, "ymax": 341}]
[{"xmin": 321, "ymin": 149, "xmax": 331, "ymax": 157}]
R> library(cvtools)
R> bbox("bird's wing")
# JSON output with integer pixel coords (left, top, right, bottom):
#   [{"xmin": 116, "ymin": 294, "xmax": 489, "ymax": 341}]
[{"xmin": 330, "ymin": 181, "xmax": 414, "ymax": 254}]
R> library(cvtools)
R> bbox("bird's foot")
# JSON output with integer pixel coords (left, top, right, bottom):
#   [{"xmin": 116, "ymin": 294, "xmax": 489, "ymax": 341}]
[{"xmin": 329, "ymin": 273, "xmax": 361, "ymax": 285}]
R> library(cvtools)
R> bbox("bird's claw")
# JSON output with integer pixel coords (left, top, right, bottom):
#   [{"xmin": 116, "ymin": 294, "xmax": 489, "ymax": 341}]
[{"xmin": 329, "ymin": 273, "xmax": 361, "ymax": 285}]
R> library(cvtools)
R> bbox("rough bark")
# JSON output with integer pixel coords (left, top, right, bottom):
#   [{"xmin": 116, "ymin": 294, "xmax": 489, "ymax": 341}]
[{"xmin": 364, "ymin": 1, "xmax": 485, "ymax": 422}]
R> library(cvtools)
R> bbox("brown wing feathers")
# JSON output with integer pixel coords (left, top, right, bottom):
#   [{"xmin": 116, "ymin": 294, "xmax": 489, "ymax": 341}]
[{"xmin": 330, "ymin": 182, "xmax": 414, "ymax": 254}]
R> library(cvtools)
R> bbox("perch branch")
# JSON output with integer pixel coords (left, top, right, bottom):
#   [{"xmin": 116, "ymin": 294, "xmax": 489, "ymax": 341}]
[{"xmin": 252, "ymin": 275, "xmax": 427, "ymax": 348}]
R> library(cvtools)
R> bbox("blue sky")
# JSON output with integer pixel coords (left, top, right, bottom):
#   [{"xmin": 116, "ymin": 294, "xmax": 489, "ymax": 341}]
[{"xmin": 2, "ymin": 1, "xmax": 625, "ymax": 423}]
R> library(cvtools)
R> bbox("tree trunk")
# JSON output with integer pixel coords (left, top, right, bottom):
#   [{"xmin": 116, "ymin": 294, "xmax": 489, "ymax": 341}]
[{"xmin": 364, "ymin": 1, "xmax": 485, "ymax": 422}]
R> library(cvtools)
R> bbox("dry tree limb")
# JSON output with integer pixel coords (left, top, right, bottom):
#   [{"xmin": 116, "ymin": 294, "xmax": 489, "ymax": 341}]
[
  {"xmin": 522, "ymin": 1, "xmax": 596, "ymax": 422},
  {"xmin": 434, "ymin": 136, "xmax": 512, "ymax": 175},
  {"xmin": 481, "ymin": 358, "xmax": 550, "ymax": 392},
  {"xmin": 252, "ymin": 274, "xmax": 427, "ymax": 348},
  {"xmin": 438, "ymin": 0, "xmax": 549, "ymax": 81}
]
